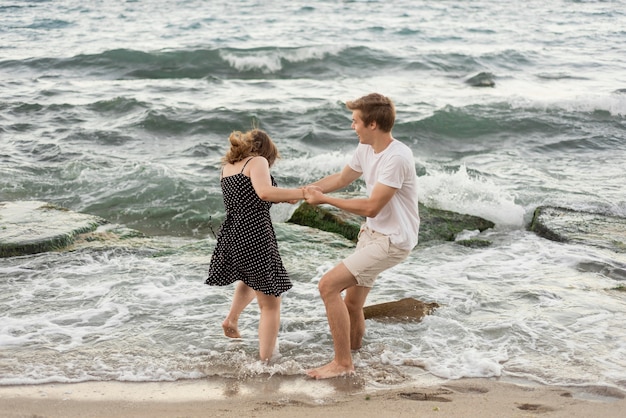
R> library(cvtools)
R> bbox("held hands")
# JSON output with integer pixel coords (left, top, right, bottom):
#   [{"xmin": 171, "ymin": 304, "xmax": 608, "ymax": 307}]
[
  {"xmin": 302, "ymin": 186, "xmax": 324, "ymax": 205},
  {"xmin": 286, "ymin": 186, "xmax": 324, "ymax": 205}
]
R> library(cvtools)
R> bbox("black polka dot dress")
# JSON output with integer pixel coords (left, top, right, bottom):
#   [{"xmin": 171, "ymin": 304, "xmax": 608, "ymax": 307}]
[{"xmin": 205, "ymin": 161, "xmax": 292, "ymax": 297}]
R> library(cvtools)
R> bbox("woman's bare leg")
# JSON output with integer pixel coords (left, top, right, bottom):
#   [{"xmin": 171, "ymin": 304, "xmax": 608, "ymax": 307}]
[
  {"xmin": 222, "ymin": 281, "xmax": 256, "ymax": 338},
  {"xmin": 255, "ymin": 291, "xmax": 281, "ymax": 362}
]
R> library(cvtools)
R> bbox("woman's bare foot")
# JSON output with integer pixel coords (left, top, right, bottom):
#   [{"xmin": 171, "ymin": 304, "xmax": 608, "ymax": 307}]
[
  {"xmin": 306, "ymin": 360, "xmax": 355, "ymax": 380},
  {"xmin": 222, "ymin": 319, "xmax": 240, "ymax": 338}
]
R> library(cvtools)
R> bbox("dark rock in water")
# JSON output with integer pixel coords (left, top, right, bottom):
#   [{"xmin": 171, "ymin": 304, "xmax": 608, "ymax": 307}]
[
  {"xmin": 288, "ymin": 197, "xmax": 495, "ymax": 245},
  {"xmin": 529, "ymin": 206, "xmax": 626, "ymax": 253},
  {"xmin": 613, "ymin": 88, "xmax": 626, "ymax": 94},
  {"xmin": 455, "ymin": 238, "xmax": 492, "ymax": 248},
  {"xmin": 577, "ymin": 259, "xmax": 626, "ymax": 282},
  {"xmin": 3, "ymin": 197, "xmax": 496, "ymax": 257},
  {"xmin": 287, "ymin": 201, "xmax": 362, "ymax": 242},
  {"xmin": 418, "ymin": 204, "xmax": 494, "ymax": 243},
  {"xmin": 0, "ymin": 201, "xmax": 107, "ymax": 257},
  {"xmin": 363, "ymin": 297, "xmax": 439, "ymax": 321},
  {"xmin": 465, "ymin": 72, "xmax": 496, "ymax": 87}
]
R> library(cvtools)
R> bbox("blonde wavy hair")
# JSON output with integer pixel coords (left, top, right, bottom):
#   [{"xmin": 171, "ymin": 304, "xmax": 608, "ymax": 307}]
[{"xmin": 222, "ymin": 129, "xmax": 280, "ymax": 167}]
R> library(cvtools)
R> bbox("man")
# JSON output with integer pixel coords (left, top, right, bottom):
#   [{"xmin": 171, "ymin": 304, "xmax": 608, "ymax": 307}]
[{"xmin": 304, "ymin": 93, "xmax": 420, "ymax": 379}]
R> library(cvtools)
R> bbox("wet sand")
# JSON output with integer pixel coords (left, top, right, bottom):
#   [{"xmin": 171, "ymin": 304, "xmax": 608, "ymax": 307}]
[{"xmin": 0, "ymin": 376, "xmax": 624, "ymax": 418}]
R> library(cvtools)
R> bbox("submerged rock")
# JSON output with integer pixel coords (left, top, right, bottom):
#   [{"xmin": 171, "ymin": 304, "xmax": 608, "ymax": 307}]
[
  {"xmin": 529, "ymin": 206, "xmax": 626, "ymax": 253},
  {"xmin": 465, "ymin": 72, "xmax": 496, "ymax": 87},
  {"xmin": 287, "ymin": 201, "xmax": 363, "ymax": 242},
  {"xmin": 3, "ymin": 197, "xmax": 496, "ymax": 257},
  {"xmin": 288, "ymin": 198, "xmax": 495, "ymax": 245},
  {"xmin": 363, "ymin": 297, "xmax": 439, "ymax": 322},
  {"xmin": 0, "ymin": 201, "xmax": 107, "ymax": 257},
  {"xmin": 418, "ymin": 204, "xmax": 495, "ymax": 243}
]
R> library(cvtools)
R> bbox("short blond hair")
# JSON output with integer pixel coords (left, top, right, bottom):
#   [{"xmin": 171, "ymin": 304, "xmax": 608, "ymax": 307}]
[{"xmin": 346, "ymin": 93, "xmax": 395, "ymax": 133}]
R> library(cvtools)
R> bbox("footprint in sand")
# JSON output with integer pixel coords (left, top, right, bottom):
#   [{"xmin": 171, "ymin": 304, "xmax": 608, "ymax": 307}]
[
  {"xmin": 442, "ymin": 384, "xmax": 489, "ymax": 394},
  {"xmin": 399, "ymin": 389, "xmax": 453, "ymax": 402},
  {"xmin": 517, "ymin": 403, "xmax": 555, "ymax": 413}
]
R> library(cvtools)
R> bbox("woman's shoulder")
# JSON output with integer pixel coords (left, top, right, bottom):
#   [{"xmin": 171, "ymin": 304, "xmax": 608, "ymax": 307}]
[
  {"xmin": 249, "ymin": 155, "xmax": 269, "ymax": 163},
  {"xmin": 246, "ymin": 155, "xmax": 270, "ymax": 170},
  {"xmin": 242, "ymin": 155, "xmax": 271, "ymax": 177}
]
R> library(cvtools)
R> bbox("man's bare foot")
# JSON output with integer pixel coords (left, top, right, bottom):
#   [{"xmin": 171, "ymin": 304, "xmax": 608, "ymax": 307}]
[
  {"xmin": 306, "ymin": 360, "xmax": 355, "ymax": 380},
  {"xmin": 222, "ymin": 319, "xmax": 240, "ymax": 338}
]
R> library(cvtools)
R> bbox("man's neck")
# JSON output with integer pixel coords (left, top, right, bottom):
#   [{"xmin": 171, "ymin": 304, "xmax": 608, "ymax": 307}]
[{"xmin": 371, "ymin": 134, "xmax": 394, "ymax": 154}]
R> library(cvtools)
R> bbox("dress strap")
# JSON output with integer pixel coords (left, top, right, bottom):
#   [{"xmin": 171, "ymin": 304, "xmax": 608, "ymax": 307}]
[{"xmin": 240, "ymin": 157, "xmax": 255, "ymax": 173}]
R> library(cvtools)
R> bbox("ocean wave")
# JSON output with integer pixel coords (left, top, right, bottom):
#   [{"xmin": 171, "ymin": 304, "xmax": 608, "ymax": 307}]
[
  {"xmin": 411, "ymin": 103, "xmax": 561, "ymax": 140},
  {"xmin": 400, "ymin": 101, "xmax": 625, "ymax": 157},
  {"xmin": 0, "ymin": 46, "xmax": 364, "ymax": 80},
  {"xmin": 24, "ymin": 18, "xmax": 71, "ymax": 30},
  {"xmin": 87, "ymin": 97, "xmax": 148, "ymax": 114},
  {"xmin": 0, "ymin": 45, "xmax": 522, "ymax": 81}
]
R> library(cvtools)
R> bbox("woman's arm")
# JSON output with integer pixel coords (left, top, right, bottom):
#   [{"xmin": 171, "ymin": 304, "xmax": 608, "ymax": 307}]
[{"xmin": 248, "ymin": 157, "xmax": 304, "ymax": 203}]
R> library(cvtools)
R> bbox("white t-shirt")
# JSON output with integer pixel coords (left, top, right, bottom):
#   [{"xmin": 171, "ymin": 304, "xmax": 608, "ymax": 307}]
[{"xmin": 349, "ymin": 140, "xmax": 420, "ymax": 250}]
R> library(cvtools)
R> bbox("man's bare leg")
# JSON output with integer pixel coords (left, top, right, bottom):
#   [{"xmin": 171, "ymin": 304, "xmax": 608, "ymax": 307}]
[
  {"xmin": 222, "ymin": 281, "xmax": 256, "ymax": 338},
  {"xmin": 306, "ymin": 263, "xmax": 359, "ymax": 379},
  {"xmin": 344, "ymin": 285, "xmax": 371, "ymax": 350}
]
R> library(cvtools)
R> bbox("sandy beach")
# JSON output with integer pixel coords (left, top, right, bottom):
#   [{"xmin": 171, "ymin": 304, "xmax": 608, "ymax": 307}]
[{"xmin": 1, "ymin": 376, "xmax": 624, "ymax": 418}]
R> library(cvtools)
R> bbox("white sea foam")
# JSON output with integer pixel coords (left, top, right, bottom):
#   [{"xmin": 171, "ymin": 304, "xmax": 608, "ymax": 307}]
[
  {"xmin": 417, "ymin": 164, "xmax": 525, "ymax": 227},
  {"xmin": 220, "ymin": 45, "xmax": 344, "ymax": 74}
]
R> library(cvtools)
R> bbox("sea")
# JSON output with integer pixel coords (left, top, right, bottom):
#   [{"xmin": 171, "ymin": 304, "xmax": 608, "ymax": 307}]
[{"xmin": 1, "ymin": 0, "xmax": 626, "ymax": 398}]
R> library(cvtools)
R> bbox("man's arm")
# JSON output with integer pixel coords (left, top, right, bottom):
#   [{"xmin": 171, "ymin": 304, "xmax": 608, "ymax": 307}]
[
  {"xmin": 306, "ymin": 181, "xmax": 397, "ymax": 218},
  {"xmin": 308, "ymin": 165, "xmax": 361, "ymax": 193}
]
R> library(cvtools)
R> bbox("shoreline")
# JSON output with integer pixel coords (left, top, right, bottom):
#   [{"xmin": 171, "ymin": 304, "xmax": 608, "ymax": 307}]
[{"xmin": 1, "ymin": 376, "xmax": 624, "ymax": 418}]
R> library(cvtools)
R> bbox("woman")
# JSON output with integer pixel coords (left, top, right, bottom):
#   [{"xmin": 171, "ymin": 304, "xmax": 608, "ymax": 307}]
[{"xmin": 205, "ymin": 128, "xmax": 305, "ymax": 362}]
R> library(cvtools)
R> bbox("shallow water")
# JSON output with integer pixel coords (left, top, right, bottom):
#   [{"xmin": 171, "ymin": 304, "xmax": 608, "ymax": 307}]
[{"xmin": 1, "ymin": 0, "xmax": 625, "ymax": 392}]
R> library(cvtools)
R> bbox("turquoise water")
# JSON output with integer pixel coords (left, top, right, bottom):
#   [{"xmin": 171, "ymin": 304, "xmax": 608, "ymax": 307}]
[{"xmin": 1, "ymin": 0, "xmax": 625, "ymax": 393}]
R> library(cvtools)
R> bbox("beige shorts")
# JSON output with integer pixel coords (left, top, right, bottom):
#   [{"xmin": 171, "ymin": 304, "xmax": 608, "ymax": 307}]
[{"xmin": 342, "ymin": 226, "xmax": 411, "ymax": 288}]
